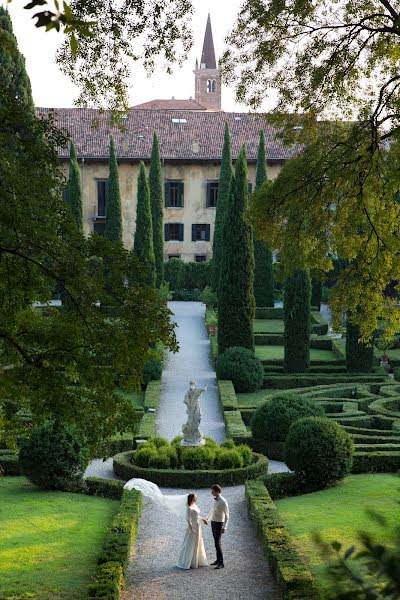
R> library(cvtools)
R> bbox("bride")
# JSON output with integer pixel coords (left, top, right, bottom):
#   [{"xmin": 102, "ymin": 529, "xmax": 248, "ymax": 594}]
[{"xmin": 124, "ymin": 478, "xmax": 208, "ymax": 570}]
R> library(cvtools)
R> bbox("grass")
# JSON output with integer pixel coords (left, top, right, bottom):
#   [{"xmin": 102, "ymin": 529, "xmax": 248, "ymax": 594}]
[
  {"xmin": 255, "ymin": 346, "xmax": 341, "ymax": 362},
  {"xmin": 237, "ymin": 389, "xmax": 270, "ymax": 408},
  {"xmin": 275, "ymin": 473, "xmax": 400, "ymax": 594},
  {"xmin": 253, "ymin": 319, "xmax": 284, "ymax": 333},
  {"xmin": 116, "ymin": 388, "xmax": 144, "ymax": 409},
  {"xmin": 0, "ymin": 477, "xmax": 119, "ymax": 600}
]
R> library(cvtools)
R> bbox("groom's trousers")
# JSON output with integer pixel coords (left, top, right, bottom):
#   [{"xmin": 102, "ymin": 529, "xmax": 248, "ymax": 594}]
[{"xmin": 211, "ymin": 521, "xmax": 224, "ymax": 565}]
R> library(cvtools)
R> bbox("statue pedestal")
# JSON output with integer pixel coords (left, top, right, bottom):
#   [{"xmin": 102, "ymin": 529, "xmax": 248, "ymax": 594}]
[{"xmin": 180, "ymin": 438, "xmax": 206, "ymax": 447}]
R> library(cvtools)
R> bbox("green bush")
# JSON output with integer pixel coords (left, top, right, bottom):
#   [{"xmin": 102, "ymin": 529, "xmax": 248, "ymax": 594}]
[
  {"xmin": 200, "ymin": 286, "xmax": 218, "ymax": 307},
  {"xmin": 216, "ymin": 347, "xmax": 263, "ymax": 392},
  {"xmin": 237, "ymin": 444, "xmax": 253, "ymax": 467},
  {"xmin": 181, "ymin": 446, "xmax": 216, "ymax": 470},
  {"xmin": 148, "ymin": 451, "xmax": 171, "ymax": 469},
  {"xmin": 164, "ymin": 258, "xmax": 211, "ymax": 290},
  {"xmin": 148, "ymin": 436, "xmax": 169, "ymax": 448},
  {"xmin": 285, "ymin": 416, "xmax": 354, "ymax": 488},
  {"xmin": 142, "ymin": 359, "xmax": 162, "ymax": 385},
  {"xmin": 220, "ymin": 439, "xmax": 235, "ymax": 449},
  {"xmin": 283, "ymin": 270, "xmax": 311, "ymax": 373},
  {"xmin": 134, "ymin": 446, "xmax": 158, "ymax": 468},
  {"xmin": 215, "ymin": 449, "xmax": 243, "ymax": 469},
  {"xmin": 18, "ymin": 420, "xmax": 89, "ymax": 490},
  {"xmin": 251, "ymin": 392, "xmax": 324, "ymax": 442}
]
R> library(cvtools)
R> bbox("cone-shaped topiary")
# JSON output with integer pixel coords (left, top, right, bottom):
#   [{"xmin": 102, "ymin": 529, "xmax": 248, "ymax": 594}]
[
  {"xmin": 346, "ymin": 315, "xmax": 374, "ymax": 372},
  {"xmin": 149, "ymin": 132, "xmax": 164, "ymax": 287},
  {"xmin": 66, "ymin": 141, "xmax": 83, "ymax": 229},
  {"xmin": 285, "ymin": 416, "xmax": 354, "ymax": 488},
  {"xmin": 212, "ymin": 122, "xmax": 233, "ymax": 293},
  {"xmin": 253, "ymin": 129, "xmax": 274, "ymax": 307},
  {"xmin": 133, "ymin": 161, "xmax": 156, "ymax": 286},
  {"xmin": 218, "ymin": 146, "xmax": 255, "ymax": 354},
  {"xmin": 284, "ymin": 270, "xmax": 311, "ymax": 372},
  {"xmin": 104, "ymin": 137, "xmax": 123, "ymax": 243}
]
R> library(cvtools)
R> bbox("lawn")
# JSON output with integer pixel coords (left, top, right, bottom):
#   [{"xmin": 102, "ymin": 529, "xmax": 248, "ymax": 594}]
[
  {"xmin": 237, "ymin": 389, "xmax": 270, "ymax": 408},
  {"xmin": 253, "ymin": 319, "xmax": 284, "ymax": 333},
  {"xmin": 116, "ymin": 388, "xmax": 144, "ymax": 409},
  {"xmin": 255, "ymin": 346, "xmax": 340, "ymax": 362},
  {"xmin": 0, "ymin": 477, "xmax": 119, "ymax": 600},
  {"xmin": 275, "ymin": 473, "xmax": 400, "ymax": 594}
]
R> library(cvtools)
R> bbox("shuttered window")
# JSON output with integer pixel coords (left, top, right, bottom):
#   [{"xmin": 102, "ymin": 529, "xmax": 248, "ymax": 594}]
[
  {"xmin": 206, "ymin": 182, "xmax": 219, "ymax": 208},
  {"xmin": 165, "ymin": 181, "xmax": 184, "ymax": 207},
  {"xmin": 192, "ymin": 224, "xmax": 211, "ymax": 242},
  {"xmin": 165, "ymin": 223, "xmax": 184, "ymax": 241}
]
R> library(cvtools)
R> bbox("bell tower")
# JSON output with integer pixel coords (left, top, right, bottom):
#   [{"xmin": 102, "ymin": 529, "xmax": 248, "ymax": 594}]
[{"xmin": 193, "ymin": 14, "xmax": 221, "ymax": 110}]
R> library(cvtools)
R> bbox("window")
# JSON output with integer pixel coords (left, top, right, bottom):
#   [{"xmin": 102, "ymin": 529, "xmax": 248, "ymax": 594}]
[
  {"xmin": 62, "ymin": 186, "xmax": 70, "ymax": 204},
  {"xmin": 168, "ymin": 254, "xmax": 181, "ymax": 260},
  {"xmin": 196, "ymin": 80, "xmax": 200, "ymax": 92},
  {"xmin": 97, "ymin": 179, "xmax": 108, "ymax": 217},
  {"xmin": 171, "ymin": 118, "xmax": 187, "ymax": 124},
  {"xmin": 207, "ymin": 79, "xmax": 216, "ymax": 93},
  {"xmin": 195, "ymin": 255, "xmax": 207, "ymax": 262},
  {"xmin": 248, "ymin": 182, "xmax": 253, "ymax": 194},
  {"xmin": 206, "ymin": 182, "xmax": 219, "ymax": 208},
  {"xmin": 165, "ymin": 181, "xmax": 184, "ymax": 208},
  {"xmin": 94, "ymin": 220, "xmax": 106, "ymax": 236},
  {"xmin": 192, "ymin": 224, "xmax": 210, "ymax": 242},
  {"xmin": 165, "ymin": 223, "xmax": 184, "ymax": 241}
]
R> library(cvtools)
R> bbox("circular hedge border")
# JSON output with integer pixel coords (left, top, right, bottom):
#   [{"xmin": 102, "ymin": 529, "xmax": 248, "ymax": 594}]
[{"xmin": 113, "ymin": 450, "xmax": 268, "ymax": 488}]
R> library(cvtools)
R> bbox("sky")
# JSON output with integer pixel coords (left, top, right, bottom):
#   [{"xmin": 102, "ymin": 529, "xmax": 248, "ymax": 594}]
[{"xmin": 4, "ymin": 0, "xmax": 265, "ymax": 113}]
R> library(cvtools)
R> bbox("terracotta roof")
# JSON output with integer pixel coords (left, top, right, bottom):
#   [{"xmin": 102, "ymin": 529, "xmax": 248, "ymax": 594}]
[
  {"xmin": 132, "ymin": 99, "xmax": 207, "ymax": 110},
  {"xmin": 36, "ymin": 107, "xmax": 300, "ymax": 162},
  {"xmin": 200, "ymin": 14, "xmax": 216, "ymax": 69}
]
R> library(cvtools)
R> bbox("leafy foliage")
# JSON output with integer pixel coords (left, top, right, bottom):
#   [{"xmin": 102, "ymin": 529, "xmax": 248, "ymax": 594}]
[
  {"xmin": 149, "ymin": 132, "xmax": 164, "ymax": 288},
  {"xmin": 285, "ymin": 416, "xmax": 354, "ymax": 488},
  {"xmin": 212, "ymin": 122, "xmax": 233, "ymax": 293},
  {"xmin": 346, "ymin": 316, "xmax": 375, "ymax": 372},
  {"xmin": 66, "ymin": 141, "xmax": 83, "ymax": 229},
  {"xmin": 218, "ymin": 146, "xmax": 255, "ymax": 354},
  {"xmin": 142, "ymin": 358, "xmax": 162, "ymax": 386},
  {"xmin": 251, "ymin": 392, "xmax": 324, "ymax": 442},
  {"xmin": 216, "ymin": 346, "xmax": 263, "ymax": 393},
  {"xmin": 284, "ymin": 270, "xmax": 311, "ymax": 372},
  {"xmin": 104, "ymin": 137, "xmax": 122, "ymax": 243},
  {"xmin": 18, "ymin": 420, "xmax": 90, "ymax": 490},
  {"xmin": 133, "ymin": 161, "xmax": 156, "ymax": 286},
  {"xmin": 164, "ymin": 258, "xmax": 211, "ymax": 290}
]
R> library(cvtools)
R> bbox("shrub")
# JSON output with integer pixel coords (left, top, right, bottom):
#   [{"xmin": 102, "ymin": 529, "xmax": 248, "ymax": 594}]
[
  {"xmin": 216, "ymin": 346, "xmax": 263, "ymax": 392},
  {"xmin": 18, "ymin": 420, "xmax": 89, "ymax": 490},
  {"xmin": 148, "ymin": 452, "xmax": 171, "ymax": 469},
  {"xmin": 251, "ymin": 393, "xmax": 325, "ymax": 442},
  {"xmin": 215, "ymin": 449, "xmax": 243, "ymax": 469},
  {"xmin": 181, "ymin": 446, "xmax": 216, "ymax": 470},
  {"xmin": 134, "ymin": 446, "xmax": 158, "ymax": 468},
  {"xmin": 142, "ymin": 358, "xmax": 162, "ymax": 386},
  {"xmin": 346, "ymin": 316, "xmax": 374, "ymax": 372},
  {"xmin": 220, "ymin": 439, "xmax": 235, "ymax": 449},
  {"xmin": 283, "ymin": 270, "xmax": 311, "ymax": 373},
  {"xmin": 285, "ymin": 416, "xmax": 354, "ymax": 488},
  {"xmin": 204, "ymin": 437, "xmax": 218, "ymax": 449},
  {"xmin": 200, "ymin": 286, "xmax": 218, "ymax": 307},
  {"xmin": 148, "ymin": 436, "xmax": 169, "ymax": 448},
  {"xmin": 236, "ymin": 444, "xmax": 253, "ymax": 467}
]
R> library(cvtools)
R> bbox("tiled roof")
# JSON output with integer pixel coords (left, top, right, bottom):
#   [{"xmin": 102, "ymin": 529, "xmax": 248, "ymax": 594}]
[
  {"xmin": 132, "ymin": 99, "xmax": 207, "ymax": 110},
  {"xmin": 36, "ymin": 107, "xmax": 299, "ymax": 162}
]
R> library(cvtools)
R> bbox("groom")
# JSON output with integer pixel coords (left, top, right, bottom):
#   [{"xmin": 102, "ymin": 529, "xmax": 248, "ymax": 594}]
[{"xmin": 203, "ymin": 484, "xmax": 229, "ymax": 569}]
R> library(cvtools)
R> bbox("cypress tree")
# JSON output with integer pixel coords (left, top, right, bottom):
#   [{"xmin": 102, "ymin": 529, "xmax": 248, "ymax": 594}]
[
  {"xmin": 212, "ymin": 122, "xmax": 233, "ymax": 292},
  {"xmin": 346, "ymin": 316, "xmax": 374, "ymax": 372},
  {"xmin": 218, "ymin": 146, "xmax": 255, "ymax": 354},
  {"xmin": 253, "ymin": 129, "xmax": 274, "ymax": 307},
  {"xmin": 284, "ymin": 270, "xmax": 311, "ymax": 372},
  {"xmin": 311, "ymin": 278, "xmax": 322, "ymax": 310},
  {"xmin": 66, "ymin": 141, "xmax": 83, "ymax": 229},
  {"xmin": 133, "ymin": 161, "xmax": 156, "ymax": 286},
  {"xmin": 149, "ymin": 132, "xmax": 164, "ymax": 287},
  {"xmin": 104, "ymin": 137, "xmax": 123, "ymax": 243}
]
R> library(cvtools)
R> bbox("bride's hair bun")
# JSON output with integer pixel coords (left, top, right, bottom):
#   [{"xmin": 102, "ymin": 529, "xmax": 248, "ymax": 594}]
[{"xmin": 187, "ymin": 493, "xmax": 196, "ymax": 506}]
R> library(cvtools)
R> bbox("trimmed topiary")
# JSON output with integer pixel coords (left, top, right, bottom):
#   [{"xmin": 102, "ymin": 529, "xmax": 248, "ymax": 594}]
[
  {"xmin": 251, "ymin": 392, "xmax": 325, "ymax": 442},
  {"xmin": 215, "ymin": 449, "xmax": 243, "ymax": 469},
  {"xmin": 285, "ymin": 416, "xmax": 354, "ymax": 488},
  {"xmin": 18, "ymin": 420, "xmax": 89, "ymax": 490},
  {"xmin": 148, "ymin": 451, "xmax": 171, "ymax": 469},
  {"xmin": 147, "ymin": 436, "xmax": 169, "ymax": 449},
  {"xmin": 220, "ymin": 439, "xmax": 235, "ymax": 449},
  {"xmin": 142, "ymin": 359, "xmax": 162, "ymax": 386},
  {"xmin": 236, "ymin": 444, "xmax": 253, "ymax": 467},
  {"xmin": 216, "ymin": 346, "xmax": 263, "ymax": 392},
  {"xmin": 134, "ymin": 446, "xmax": 158, "ymax": 468},
  {"xmin": 283, "ymin": 269, "xmax": 311, "ymax": 372},
  {"xmin": 181, "ymin": 446, "xmax": 216, "ymax": 470}
]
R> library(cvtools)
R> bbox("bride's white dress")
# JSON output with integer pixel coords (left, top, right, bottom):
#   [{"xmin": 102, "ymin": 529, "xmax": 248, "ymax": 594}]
[{"xmin": 176, "ymin": 504, "xmax": 208, "ymax": 569}]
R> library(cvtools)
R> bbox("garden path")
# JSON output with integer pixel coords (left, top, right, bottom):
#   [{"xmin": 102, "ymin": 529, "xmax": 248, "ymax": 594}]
[{"xmin": 122, "ymin": 301, "xmax": 282, "ymax": 600}]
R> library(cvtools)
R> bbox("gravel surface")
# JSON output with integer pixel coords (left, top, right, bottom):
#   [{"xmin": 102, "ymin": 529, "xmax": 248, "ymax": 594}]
[{"xmin": 122, "ymin": 485, "xmax": 281, "ymax": 600}]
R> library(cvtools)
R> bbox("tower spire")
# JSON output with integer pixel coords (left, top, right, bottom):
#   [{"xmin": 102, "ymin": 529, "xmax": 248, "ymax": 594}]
[{"xmin": 200, "ymin": 13, "xmax": 216, "ymax": 69}]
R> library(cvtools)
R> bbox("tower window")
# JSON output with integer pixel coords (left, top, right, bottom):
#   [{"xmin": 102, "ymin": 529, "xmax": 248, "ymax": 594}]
[{"xmin": 207, "ymin": 79, "xmax": 216, "ymax": 93}]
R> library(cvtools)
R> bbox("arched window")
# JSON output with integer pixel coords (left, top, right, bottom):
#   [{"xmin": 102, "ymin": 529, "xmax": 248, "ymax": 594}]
[
  {"xmin": 211, "ymin": 80, "xmax": 216, "ymax": 92},
  {"xmin": 207, "ymin": 79, "xmax": 212, "ymax": 93},
  {"xmin": 196, "ymin": 79, "xmax": 200, "ymax": 92}
]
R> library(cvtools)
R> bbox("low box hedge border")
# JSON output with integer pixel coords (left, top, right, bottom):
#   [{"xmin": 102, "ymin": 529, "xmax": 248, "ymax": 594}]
[
  {"xmin": 86, "ymin": 479, "xmax": 142, "ymax": 600},
  {"xmin": 245, "ymin": 479, "xmax": 319, "ymax": 600},
  {"xmin": 217, "ymin": 379, "xmax": 238, "ymax": 410},
  {"xmin": 224, "ymin": 410, "xmax": 248, "ymax": 438},
  {"xmin": 0, "ymin": 450, "xmax": 20, "ymax": 475},
  {"xmin": 112, "ymin": 450, "xmax": 268, "ymax": 488},
  {"xmin": 352, "ymin": 451, "xmax": 400, "ymax": 473},
  {"xmin": 144, "ymin": 380, "xmax": 161, "ymax": 410},
  {"xmin": 262, "ymin": 374, "xmax": 387, "ymax": 389}
]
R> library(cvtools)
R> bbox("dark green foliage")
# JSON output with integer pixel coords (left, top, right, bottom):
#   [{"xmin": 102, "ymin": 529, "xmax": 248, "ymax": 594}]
[
  {"xmin": 218, "ymin": 146, "xmax": 255, "ymax": 353},
  {"xmin": 104, "ymin": 137, "xmax": 123, "ymax": 243},
  {"xmin": 220, "ymin": 438, "xmax": 235, "ymax": 449},
  {"xmin": 66, "ymin": 141, "xmax": 83, "ymax": 229},
  {"xmin": 142, "ymin": 358, "xmax": 162, "ymax": 386},
  {"xmin": 18, "ymin": 421, "xmax": 90, "ymax": 490},
  {"xmin": 346, "ymin": 315, "xmax": 374, "ymax": 372},
  {"xmin": 216, "ymin": 346, "xmax": 263, "ymax": 392},
  {"xmin": 284, "ymin": 270, "xmax": 311, "ymax": 372},
  {"xmin": 84, "ymin": 477, "xmax": 125, "ymax": 500},
  {"xmin": 215, "ymin": 449, "xmax": 243, "ymax": 469},
  {"xmin": 254, "ymin": 130, "xmax": 274, "ymax": 308},
  {"xmin": 164, "ymin": 258, "xmax": 211, "ymax": 290},
  {"xmin": 199, "ymin": 285, "xmax": 218, "ymax": 307},
  {"xmin": 181, "ymin": 446, "xmax": 216, "ymax": 470},
  {"xmin": 237, "ymin": 444, "xmax": 253, "ymax": 466},
  {"xmin": 0, "ymin": 449, "xmax": 20, "ymax": 475},
  {"xmin": 285, "ymin": 416, "xmax": 354, "ymax": 487},
  {"xmin": 148, "ymin": 451, "xmax": 172, "ymax": 469},
  {"xmin": 149, "ymin": 132, "xmax": 164, "ymax": 287},
  {"xmin": 212, "ymin": 123, "xmax": 233, "ymax": 293},
  {"xmin": 133, "ymin": 161, "xmax": 156, "ymax": 286},
  {"xmin": 311, "ymin": 277, "xmax": 322, "ymax": 310},
  {"xmin": 134, "ymin": 446, "xmax": 157, "ymax": 467},
  {"xmin": 251, "ymin": 392, "xmax": 324, "ymax": 441}
]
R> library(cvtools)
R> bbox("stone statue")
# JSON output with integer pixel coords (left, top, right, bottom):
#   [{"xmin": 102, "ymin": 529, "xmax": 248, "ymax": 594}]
[{"xmin": 181, "ymin": 380, "xmax": 208, "ymax": 446}]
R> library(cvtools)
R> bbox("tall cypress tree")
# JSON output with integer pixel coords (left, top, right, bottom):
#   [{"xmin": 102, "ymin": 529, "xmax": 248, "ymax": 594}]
[
  {"xmin": 212, "ymin": 122, "xmax": 233, "ymax": 293},
  {"xmin": 149, "ymin": 132, "xmax": 164, "ymax": 287},
  {"xmin": 218, "ymin": 146, "xmax": 255, "ymax": 354},
  {"xmin": 346, "ymin": 315, "xmax": 374, "ymax": 372},
  {"xmin": 133, "ymin": 161, "xmax": 156, "ymax": 286},
  {"xmin": 253, "ymin": 129, "xmax": 274, "ymax": 307},
  {"xmin": 104, "ymin": 137, "xmax": 123, "ymax": 243},
  {"xmin": 283, "ymin": 270, "xmax": 311, "ymax": 372},
  {"xmin": 66, "ymin": 141, "xmax": 83, "ymax": 230}
]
